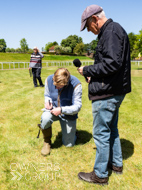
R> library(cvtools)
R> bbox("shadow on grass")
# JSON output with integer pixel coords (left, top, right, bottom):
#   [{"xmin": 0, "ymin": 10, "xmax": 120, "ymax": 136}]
[
  {"xmin": 121, "ymin": 138, "xmax": 134, "ymax": 160},
  {"xmin": 108, "ymin": 138, "xmax": 134, "ymax": 176},
  {"xmin": 52, "ymin": 130, "xmax": 92, "ymax": 149},
  {"xmin": 76, "ymin": 130, "xmax": 92, "ymax": 145}
]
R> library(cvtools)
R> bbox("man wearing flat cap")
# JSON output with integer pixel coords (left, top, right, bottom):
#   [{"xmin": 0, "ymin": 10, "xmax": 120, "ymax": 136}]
[
  {"xmin": 29, "ymin": 47, "xmax": 44, "ymax": 87},
  {"xmin": 78, "ymin": 4, "xmax": 131, "ymax": 185}
]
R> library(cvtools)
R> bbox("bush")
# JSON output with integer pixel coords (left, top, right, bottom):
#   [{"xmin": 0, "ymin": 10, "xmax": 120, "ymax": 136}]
[
  {"xmin": 47, "ymin": 52, "xmax": 56, "ymax": 55},
  {"xmin": 73, "ymin": 43, "xmax": 85, "ymax": 55},
  {"xmin": 27, "ymin": 49, "xmax": 34, "ymax": 54},
  {"xmin": 6, "ymin": 48, "xmax": 11, "ymax": 52},
  {"xmin": 54, "ymin": 45, "xmax": 72, "ymax": 54}
]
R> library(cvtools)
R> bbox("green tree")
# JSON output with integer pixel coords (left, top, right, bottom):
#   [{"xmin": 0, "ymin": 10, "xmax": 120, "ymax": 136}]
[
  {"xmin": 128, "ymin": 32, "xmax": 137, "ymax": 54},
  {"xmin": 73, "ymin": 43, "xmax": 85, "ymax": 55},
  {"xmin": 84, "ymin": 43, "xmax": 91, "ymax": 52},
  {"xmin": 90, "ymin": 39, "xmax": 98, "ymax": 53},
  {"xmin": 10, "ymin": 48, "xmax": 15, "ymax": 53},
  {"xmin": 129, "ymin": 30, "xmax": 142, "ymax": 59},
  {"xmin": 27, "ymin": 48, "xmax": 34, "ymax": 54},
  {"xmin": 0, "ymin": 39, "xmax": 7, "ymax": 52},
  {"xmin": 64, "ymin": 47, "xmax": 72, "ymax": 53},
  {"xmin": 54, "ymin": 45, "xmax": 62, "ymax": 54},
  {"xmin": 54, "ymin": 46, "xmax": 72, "ymax": 54},
  {"xmin": 134, "ymin": 30, "xmax": 142, "ymax": 54},
  {"xmin": 6, "ymin": 48, "xmax": 15, "ymax": 53},
  {"xmin": 6, "ymin": 47, "xmax": 11, "ymax": 52},
  {"xmin": 45, "ymin": 41, "xmax": 58, "ymax": 52},
  {"xmin": 15, "ymin": 48, "xmax": 22, "ymax": 53},
  {"xmin": 84, "ymin": 39, "xmax": 98, "ymax": 56},
  {"xmin": 61, "ymin": 35, "xmax": 83, "ymax": 53},
  {"xmin": 20, "ymin": 38, "xmax": 29, "ymax": 53},
  {"xmin": 131, "ymin": 49, "xmax": 139, "ymax": 60}
]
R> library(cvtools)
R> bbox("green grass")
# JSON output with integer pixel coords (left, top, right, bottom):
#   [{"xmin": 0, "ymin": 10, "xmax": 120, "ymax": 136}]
[
  {"xmin": 0, "ymin": 66, "xmax": 142, "ymax": 190},
  {"xmin": 0, "ymin": 53, "xmax": 92, "ymax": 62},
  {"xmin": 0, "ymin": 53, "xmax": 93, "ymax": 70},
  {"xmin": 0, "ymin": 53, "xmax": 142, "ymax": 71}
]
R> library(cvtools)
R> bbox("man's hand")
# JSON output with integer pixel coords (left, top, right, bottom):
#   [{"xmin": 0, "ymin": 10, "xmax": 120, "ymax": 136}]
[
  {"xmin": 29, "ymin": 67, "xmax": 31, "ymax": 70},
  {"xmin": 86, "ymin": 77, "xmax": 91, "ymax": 83},
  {"xmin": 50, "ymin": 107, "xmax": 61, "ymax": 116},
  {"xmin": 77, "ymin": 66, "xmax": 84, "ymax": 76},
  {"xmin": 45, "ymin": 101, "xmax": 53, "ymax": 110}
]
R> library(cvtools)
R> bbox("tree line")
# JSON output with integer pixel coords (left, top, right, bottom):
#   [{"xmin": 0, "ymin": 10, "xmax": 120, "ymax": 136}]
[
  {"xmin": 128, "ymin": 31, "xmax": 142, "ymax": 59},
  {"xmin": 1, "ymin": 30, "xmax": 142, "ymax": 59},
  {"xmin": 0, "ymin": 35, "xmax": 99, "ymax": 56}
]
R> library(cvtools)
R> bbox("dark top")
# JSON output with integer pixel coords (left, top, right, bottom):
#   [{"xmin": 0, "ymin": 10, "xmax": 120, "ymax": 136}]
[
  {"xmin": 47, "ymin": 74, "xmax": 81, "ymax": 120},
  {"xmin": 29, "ymin": 52, "xmax": 44, "ymax": 68},
  {"xmin": 83, "ymin": 19, "xmax": 131, "ymax": 101}
]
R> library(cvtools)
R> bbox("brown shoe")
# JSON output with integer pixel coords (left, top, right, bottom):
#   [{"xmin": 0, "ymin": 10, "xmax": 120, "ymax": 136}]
[
  {"xmin": 41, "ymin": 142, "xmax": 51, "ymax": 156},
  {"xmin": 78, "ymin": 170, "xmax": 108, "ymax": 185},
  {"xmin": 108, "ymin": 163, "xmax": 123, "ymax": 174}
]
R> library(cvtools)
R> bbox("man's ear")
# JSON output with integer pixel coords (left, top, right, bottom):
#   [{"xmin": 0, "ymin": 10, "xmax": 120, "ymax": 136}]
[{"xmin": 92, "ymin": 15, "xmax": 98, "ymax": 23}]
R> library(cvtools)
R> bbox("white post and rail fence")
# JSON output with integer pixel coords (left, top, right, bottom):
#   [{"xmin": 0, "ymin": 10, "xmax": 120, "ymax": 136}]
[{"xmin": 0, "ymin": 60, "xmax": 141, "ymax": 70}]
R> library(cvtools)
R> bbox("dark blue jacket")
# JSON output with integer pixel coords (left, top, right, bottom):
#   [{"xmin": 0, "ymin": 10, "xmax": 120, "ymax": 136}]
[
  {"xmin": 47, "ymin": 74, "xmax": 81, "ymax": 120},
  {"xmin": 83, "ymin": 19, "xmax": 131, "ymax": 101}
]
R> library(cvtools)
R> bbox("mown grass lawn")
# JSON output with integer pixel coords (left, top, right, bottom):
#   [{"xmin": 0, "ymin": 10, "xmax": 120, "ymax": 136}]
[
  {"xmin": 0, "ymin": 53, "xmax": 92, "ymax": 62},
  {"xmin": 0, "ymin": 66, "xmax": 142, "ymax": 190}
]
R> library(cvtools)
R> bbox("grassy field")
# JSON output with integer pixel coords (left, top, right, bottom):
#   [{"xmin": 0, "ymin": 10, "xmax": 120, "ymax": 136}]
[
  {"xmin": 0, "ymin": 53, "xmax": 92, "ymax": 62},
  {"xmin": 0, "ymin": 66, "xmax": 142, "ymax": 190},
  {"xmin": 0, "ymin": 53, "xmax": 93, "ymax": 70},
  {"xmin": 0, "ymin": 53, "xmax": 142, "ymax": 71}
]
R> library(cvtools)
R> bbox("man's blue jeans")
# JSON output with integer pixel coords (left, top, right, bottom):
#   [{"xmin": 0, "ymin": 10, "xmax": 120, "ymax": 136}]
[
  {"xmin": 92, "ymin": 95, "xmax": 125, "ymax": 178},
  {"xmin": 41, "ymin": 110, "xmax": 76, "ymax": 147}
]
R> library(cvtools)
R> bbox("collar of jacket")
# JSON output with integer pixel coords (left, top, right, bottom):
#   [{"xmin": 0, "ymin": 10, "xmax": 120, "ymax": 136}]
[{"xmin": 98, "ymin": 18, "xmax": 113, "ymax": 39}]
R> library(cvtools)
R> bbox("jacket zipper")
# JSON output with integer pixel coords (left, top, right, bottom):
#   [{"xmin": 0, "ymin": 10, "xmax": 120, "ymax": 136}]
[{"xmin": 102, "ymin": 78, "xmax": 104, "ymax": 88}]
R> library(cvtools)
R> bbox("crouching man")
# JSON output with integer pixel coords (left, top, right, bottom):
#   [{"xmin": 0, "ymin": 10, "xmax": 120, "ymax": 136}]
[{"xmin": 39, "ymin": 68, "xmax": 82, "ymax": 156}]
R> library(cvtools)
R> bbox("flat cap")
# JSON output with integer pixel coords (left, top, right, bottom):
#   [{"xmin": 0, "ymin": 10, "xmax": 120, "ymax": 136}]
[{"xmin": 80, "ymin": 4, "xmax": 103, "ymax": 31}]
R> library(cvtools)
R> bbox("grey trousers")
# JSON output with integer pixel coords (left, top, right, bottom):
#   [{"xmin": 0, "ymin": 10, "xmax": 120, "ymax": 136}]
[{"xmin": 41, "ymin": 110, "xmax": 77, "ymax": 147}]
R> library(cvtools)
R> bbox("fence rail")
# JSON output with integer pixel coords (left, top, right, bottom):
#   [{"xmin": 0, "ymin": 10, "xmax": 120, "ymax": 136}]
[
  {"xmin": 0, "ymin": 61, "xmax": 141, "ymax": 70},
  {"xmin": 0, "ymin": 61, "xmax": 94, "ymax": 70},
  {"xmin": 131, "ymin": 60, "xmax": 142, "ymax": 66}
]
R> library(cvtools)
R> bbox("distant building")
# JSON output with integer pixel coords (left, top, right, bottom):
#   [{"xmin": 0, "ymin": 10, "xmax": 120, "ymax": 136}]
[{"xmin": 49, "ymin": 46, "xmax": 55, "ymax": 53}]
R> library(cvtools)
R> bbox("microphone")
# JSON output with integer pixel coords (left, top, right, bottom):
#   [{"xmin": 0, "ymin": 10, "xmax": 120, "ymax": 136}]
[
  {"xmin": 73, "ymin": 59, "xmax": 89, "ymax": 82},
  {"xmin": 73, "ymin": 59, "xmax": 82, "ymax": 67}
]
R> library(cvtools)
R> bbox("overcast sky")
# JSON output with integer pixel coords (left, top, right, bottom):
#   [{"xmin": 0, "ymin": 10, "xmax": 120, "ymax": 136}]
[{"xmin": 1, "ymin": 0, "xmax": 142, "ymax": 50}]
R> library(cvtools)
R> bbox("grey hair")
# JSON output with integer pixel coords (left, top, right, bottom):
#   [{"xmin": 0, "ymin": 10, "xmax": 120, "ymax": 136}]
[{"xmin": 95, "ymin": 10, "xmax": 106, "ymax": 18}]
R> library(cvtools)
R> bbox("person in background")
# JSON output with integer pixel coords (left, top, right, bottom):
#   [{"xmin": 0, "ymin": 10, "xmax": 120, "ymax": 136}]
[
  {"xmin": 29, "ymin": 47, "xmax": 44, "ymax": 87},
  {"xmin": 38, "ymin": 68, "xmax": 82, "ymax": 156},
  {"xmin": 77, "ymin": 4, "xmax": 131, "ymax": 185}
]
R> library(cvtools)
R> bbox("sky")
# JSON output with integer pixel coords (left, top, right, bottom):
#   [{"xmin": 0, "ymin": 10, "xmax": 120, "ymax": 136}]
[{"xmin": 1, "ymin": 0, "xmax": 142, "ymax": 51}]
